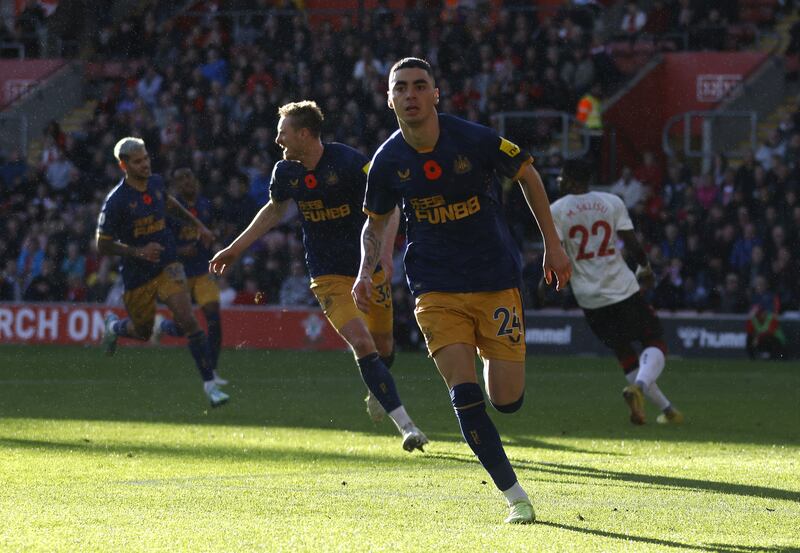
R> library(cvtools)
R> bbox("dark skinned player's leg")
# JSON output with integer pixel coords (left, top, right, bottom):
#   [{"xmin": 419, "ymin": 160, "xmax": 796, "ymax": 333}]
[{"xmin": 163, "ymin": 290, "xmax": 228, "ymax": 407}]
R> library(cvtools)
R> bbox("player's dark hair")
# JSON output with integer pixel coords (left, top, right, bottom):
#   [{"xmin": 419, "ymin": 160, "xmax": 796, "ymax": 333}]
[
  {"xmin": 562, "ymin": 159, "xmax": 594, "ymax": 186},
  {"xmin": 277, "ymin": 100, "xmax": 324, "ymax": 137},
  {"xmin": 389, "ymin": 57, "xmax": 434, "ymax": 81}
]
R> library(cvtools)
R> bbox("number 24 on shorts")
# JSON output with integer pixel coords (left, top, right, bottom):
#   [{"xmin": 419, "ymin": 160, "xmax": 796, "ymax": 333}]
[{"xmin": 494, "ymin": 306, "xmax": 522, "ymax": 343}]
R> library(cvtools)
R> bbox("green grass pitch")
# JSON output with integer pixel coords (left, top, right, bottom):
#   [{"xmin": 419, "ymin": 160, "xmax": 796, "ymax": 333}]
[{"xmin": 1, "ymin": 345, "xmax": 798, "ymax": 552}]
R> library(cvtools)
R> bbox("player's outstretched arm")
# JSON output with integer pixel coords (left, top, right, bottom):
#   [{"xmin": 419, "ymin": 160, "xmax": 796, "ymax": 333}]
[
  {"xmin": 516, "ymin": 163, "xmax": 572, "ymax": 291},
  {"xmin": 352, "ymin": 214, "xmax": 390, "ymax": 313},
  {"xmin": 209, "ymin": 198, "xmax": 289, "ymax": 275},
  {"xmin": 167, "ymin": 195, "xmax": 214, "ymax": 246}
]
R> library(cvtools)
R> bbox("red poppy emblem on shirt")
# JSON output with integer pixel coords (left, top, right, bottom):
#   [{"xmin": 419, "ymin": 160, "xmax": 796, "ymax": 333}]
[
  {"xmin": 305, "ymin": 174, "xmax": 318, "ymax": 189},
  {"xmin": 423, "ymin": 160, "xmax": 442, "ymax": 180},
  {"xmin": 190, "ymin": 207, "xmax": 198, "ymax": 217},
  {"xmin": 142, "ymin": 193, "xmax": 153, "ymax": 205}
]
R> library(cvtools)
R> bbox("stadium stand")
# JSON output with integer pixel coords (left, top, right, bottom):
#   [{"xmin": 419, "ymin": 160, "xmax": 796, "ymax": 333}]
[{"xmin": 1, "ymin": 0, "xmax": 799, "ymax": 351}]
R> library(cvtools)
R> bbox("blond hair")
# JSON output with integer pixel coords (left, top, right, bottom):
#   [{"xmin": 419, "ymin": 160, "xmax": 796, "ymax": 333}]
[
  {"xmin": 113, "ymin": 137, "xmax": 145, "ymax": 162},
  {"xmin": 277, "ymin": 101, "xmax": 324, "ymax": 137}
]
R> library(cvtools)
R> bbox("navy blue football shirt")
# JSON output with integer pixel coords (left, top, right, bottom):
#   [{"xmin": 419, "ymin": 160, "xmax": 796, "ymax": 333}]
[
  {"xmin": 364, "ymin": 114, "xmax": 533, "ymax": 296},
  {"xmin": 96, "ymin": 174, "xmax": 177, "ymax": 290},
  {"xmin": 168, "ymin": 195, "xmax": 213, "ymax": 278},
  {"xmin": 270, "ymin": 142, "xmax": 371, "ymax": 278}
]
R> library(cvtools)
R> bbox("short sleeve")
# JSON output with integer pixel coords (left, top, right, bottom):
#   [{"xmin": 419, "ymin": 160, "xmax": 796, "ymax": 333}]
[
  {"xmin": 613, "ymin": 194, "xmax": 634, "ymax": 231},
  {"xmin": 483, "ymin": 127, "xmax": 534, "ymax": 181},
  {"xmin": 269, "ymin": 162, "xmax": 291, "ymax": 202},
  {"xmin": 350, "ymin": 150, "xmax": 369, "ymax": 196},
  {"xmin": 364, "ymin": 155, "xmax": 400, "ymax": 218},
  {"xmin": 96, "ymin": 195, "xmax": 119, "ymax": 240}
]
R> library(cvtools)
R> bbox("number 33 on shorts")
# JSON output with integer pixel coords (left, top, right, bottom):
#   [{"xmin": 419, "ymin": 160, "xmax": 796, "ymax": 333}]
[{"xmin": 494, "ymin": 306, "xmax": 522, "ymax": 343}]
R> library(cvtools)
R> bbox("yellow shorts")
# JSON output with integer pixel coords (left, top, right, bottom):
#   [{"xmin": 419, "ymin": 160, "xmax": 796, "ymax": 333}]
[
  {"xmin": 123, "ymin": 262, "xmax": 188, "ymax": 332},
  {"xmin": 310, "ymin": 271, "xmax": 393, "ymax": 335},
  {"xmin": 414, "ymin": 288, "xmax": 526, "ymax": 362},
  {"xmin": 187, "ymin": 274, "xmax": 220, "ymax": 307}
]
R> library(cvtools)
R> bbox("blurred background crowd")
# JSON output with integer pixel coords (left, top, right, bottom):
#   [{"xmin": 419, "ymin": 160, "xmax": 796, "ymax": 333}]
[{"xmin": 1, "ymin": 0, "xmax": 798, "ymax": 351}]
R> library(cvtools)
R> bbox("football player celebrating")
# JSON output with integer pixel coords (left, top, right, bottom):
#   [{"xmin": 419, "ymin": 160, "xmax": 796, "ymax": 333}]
[
  {"xmin": 548, "ymin": 159, "xmax": 683, "ymax": 426},
  {"xmin": 152, "ymin": 168, "xmax": 228, "ymax": 387},
  {"xmin": 97, "ymin": 137, "xmax": 229, "ymax": 408},
  {"xmin": 210, "ymin": 101, "xmax": 427, "ymax": 453},
  {"xmin": 353, "ymin": 58, "xmax": 571, "ymax": 525}
]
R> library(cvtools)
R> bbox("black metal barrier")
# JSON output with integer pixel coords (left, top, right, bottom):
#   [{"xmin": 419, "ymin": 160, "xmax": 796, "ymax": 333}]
[{"xmin": 524, "ymin": 310, "xmax": 799, "ymax": 359}]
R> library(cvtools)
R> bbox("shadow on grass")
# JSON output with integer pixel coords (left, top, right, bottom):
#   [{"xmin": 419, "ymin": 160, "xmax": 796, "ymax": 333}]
[
  {"xmin": 538, "ymin": 521, "xmax": 795, "ymax": 553},
  {"xmin": 423, "ymin": 436, "xmax": 626, "ymax": 457},
  {"xmin": 499, "ymin": 434, "xmax": 627, "ymax": 456},
  {"xmin": 525, "ymin": 462, "xmax": 800, "ymax": 503},
  {"xmin": 0, "ymin": 433, "xmax": 621, "ymax": 468},
  {"xmin": 3, "ymin": 345, "xmax": 799, "ymax": 446},
  {"xmin": 0, "ymin": 436, "xmax": 409, "ymax": 466},
  {"xmin": 426, "ymin": 452, "xmax": 800, "ymax": 504}
]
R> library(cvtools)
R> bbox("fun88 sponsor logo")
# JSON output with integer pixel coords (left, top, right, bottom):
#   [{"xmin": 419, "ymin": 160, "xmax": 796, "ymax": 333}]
[{"xmin": 677, "ymin": 327, "xmax": 747, "ymax": 349}]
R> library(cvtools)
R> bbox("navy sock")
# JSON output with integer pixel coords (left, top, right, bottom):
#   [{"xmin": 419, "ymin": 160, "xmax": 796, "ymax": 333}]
[
  {"xmin": 451, "ymin": 382, "xmax": 517, "ymax": 492},
  {"xmin": 380, "ymin": 350, "xmax": 395, "ymax": 369},
  {"xmin": 111, "ymin": 318, "xmax": 132, "ymax": 337},
  {"xmin": 491, "ymin": 392, "xmax": 525, "ymax": 414},
  {"xmin": 187, "ymin": 331, "xmax": 214, "ymax": 382},
  {"xmin": 159, "ymin": 318, "xmax": 184, "ymax": 337},
  {"xmin": 357, "ymin": 352, "xmax": 402, "ymax": 413},
  {"xmin": 205, "ymin": 311, "xmax": 222, "ymax": 371}
]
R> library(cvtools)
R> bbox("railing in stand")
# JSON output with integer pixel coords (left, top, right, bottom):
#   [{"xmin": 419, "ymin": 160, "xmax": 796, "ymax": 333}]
[{"xmin": 661, "ymin": 110, "xmax": 758, "ymax": 172}]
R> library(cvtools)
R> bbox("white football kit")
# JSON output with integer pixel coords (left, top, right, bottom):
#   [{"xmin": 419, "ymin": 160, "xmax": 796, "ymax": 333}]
[{"xmin": 550, "ymin": 190, "xmax": 640, "ymax": 309}]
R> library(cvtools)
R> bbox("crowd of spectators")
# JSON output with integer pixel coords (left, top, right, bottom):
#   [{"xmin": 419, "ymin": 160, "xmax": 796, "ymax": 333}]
[
  {"xmin": 535, "ymin": 134, "xmax": 800, "ymax": 316},
  {"xmin": 615, "ymin": 0, "xmax": 744, "ymax": 49},
  {"xmin": 0, "ymin": 0, "xmax": 51, "ymax": 59},
  {"xmin": 1, "ymin": 1, "xmax": 798, "ymax": 352}
]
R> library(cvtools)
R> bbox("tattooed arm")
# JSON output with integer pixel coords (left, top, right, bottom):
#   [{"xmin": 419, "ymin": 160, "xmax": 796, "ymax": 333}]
[
  {"xmin": 378, "ymin": 207, "xmax": 400, "ymax": 283},
  {"xmin": 352, "ymin": 215, "xmax": 390, "ymax": 313}
]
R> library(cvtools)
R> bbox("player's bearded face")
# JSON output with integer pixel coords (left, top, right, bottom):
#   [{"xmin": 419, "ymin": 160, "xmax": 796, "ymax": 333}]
[
  {"xmin": 124, "ymin": 148, "xmax": 151, "ymax": 179},
  {"xmin": 388, "ymin": 68, "xmax": 439, "ymax": 125}
]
